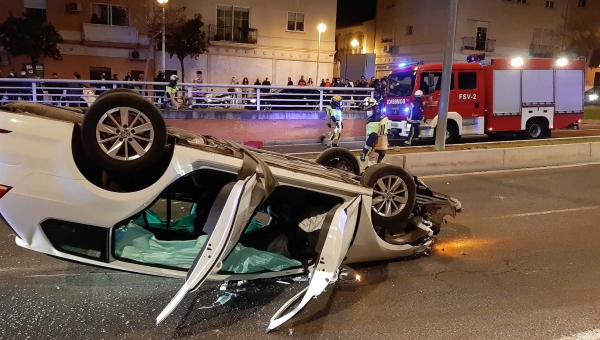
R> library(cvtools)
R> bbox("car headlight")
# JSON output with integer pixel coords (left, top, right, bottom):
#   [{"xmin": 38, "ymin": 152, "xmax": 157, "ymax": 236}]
[
  {"xmin": 590, "ymin": 94, "xmax": 599, "ymax": 101},
  {"xmin": 250, "ymin": 99, "xmax": 257, "ymax": 104}
]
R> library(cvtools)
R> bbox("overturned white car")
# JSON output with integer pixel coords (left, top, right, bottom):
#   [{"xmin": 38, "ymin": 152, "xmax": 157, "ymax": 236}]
[{"xmin": 0, "ymin": 89, "xmax": 460, "ymax": 331}]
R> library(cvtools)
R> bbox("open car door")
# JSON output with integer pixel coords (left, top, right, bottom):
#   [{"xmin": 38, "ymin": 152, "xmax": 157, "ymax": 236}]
[
  {"xmin": 267, "ymin": 195, "xmax": 362, "ymax": 332},
  {"xmin": 157, "ymin": 150, "xmax": 275, "ymax": 325}
]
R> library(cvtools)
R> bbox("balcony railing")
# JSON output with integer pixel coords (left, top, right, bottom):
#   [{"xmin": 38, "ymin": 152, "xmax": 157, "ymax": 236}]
[
  {"xmin": 208, "ymin": 24, "xmax": 258, "ymax": 45},
  {"xmin": 82, "ymin": 23, "xmax": 138, "ymax": 45},
  {"xmin": 461, "ymin": 37, "xmax": 496, "ymax": 52},
  {"xmin": 530, "ymin": 44, "xmax": 561, "ymax": 58}
]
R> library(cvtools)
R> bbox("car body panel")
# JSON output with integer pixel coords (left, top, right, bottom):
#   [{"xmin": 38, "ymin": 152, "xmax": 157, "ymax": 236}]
[
  {"xmin": 267, "ymin": 196, "xmax": 361, "ymax": 331},
  {"xmin": 157, "ymin": 174, "xmax": 258, "ymax": 324}
]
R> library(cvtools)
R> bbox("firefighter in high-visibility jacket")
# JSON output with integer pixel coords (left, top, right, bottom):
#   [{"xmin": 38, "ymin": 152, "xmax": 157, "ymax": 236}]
[
  {"xmin": 359, "ymin": 97, "xmax": 389, "ymax": 165},
  {"xmin": 320, "ymin": 95, "xmax": 343, "ymax": 147},
  {"xmin": 406, "ymin": 90, "xmax": 424, "ymax": 146}
]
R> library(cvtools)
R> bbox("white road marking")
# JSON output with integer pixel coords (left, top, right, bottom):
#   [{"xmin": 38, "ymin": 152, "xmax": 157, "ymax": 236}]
[
  {"xmin": 491, "ymin": 206, "xmax": 600, "ymax": 219},
  {"xmin": 420, "ymin": 162, "xmax": 600, "ymax": 179},
  {"xmin": 558, "ymin": 329, "xmax": 600, "ymax": 340}
]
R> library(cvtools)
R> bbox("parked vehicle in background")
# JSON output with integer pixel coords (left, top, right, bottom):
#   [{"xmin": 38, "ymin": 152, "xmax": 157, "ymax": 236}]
[
  {"xmin": 382, "ymin": 58, "xmax": 585, "ymax": 143},
  {"xmin": 246, "ymin": 88, "xmax": 320, "ymax": 110}
]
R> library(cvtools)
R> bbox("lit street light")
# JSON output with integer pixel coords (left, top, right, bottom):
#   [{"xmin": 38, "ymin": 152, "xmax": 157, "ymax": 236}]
[
  {"xmin": 157, "ymin": 0, "xmax": 168, "ymax": 73},
  {"xmin": 351, "ymin": 39, "xmax": 359, "ymax": 54},
  {"xmin": 316, "ymin": 23, "xmax": 326, "ymax": 88}
]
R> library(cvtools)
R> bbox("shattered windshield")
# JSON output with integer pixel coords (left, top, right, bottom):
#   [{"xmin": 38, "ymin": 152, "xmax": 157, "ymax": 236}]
[{"xmin": 387, "ymin": 71, "xmax": 416, "ymax": 97}]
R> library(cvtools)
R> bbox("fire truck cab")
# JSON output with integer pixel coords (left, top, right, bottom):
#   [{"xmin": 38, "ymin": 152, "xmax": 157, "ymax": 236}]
[{"xmin": 384, "ymin": 58, "xmax": 585, "ymax": 143}]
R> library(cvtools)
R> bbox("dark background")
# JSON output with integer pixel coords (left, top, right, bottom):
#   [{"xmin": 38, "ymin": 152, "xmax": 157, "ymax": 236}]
[{"xmin": 337, "ymin": 0, "xmax": 377, "ymax": 27}]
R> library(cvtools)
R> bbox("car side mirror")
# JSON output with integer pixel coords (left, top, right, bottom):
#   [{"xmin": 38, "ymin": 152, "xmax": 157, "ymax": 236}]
[{"xmin": 428, "ymin": 74, "xmax": 436, "ymax": 94}]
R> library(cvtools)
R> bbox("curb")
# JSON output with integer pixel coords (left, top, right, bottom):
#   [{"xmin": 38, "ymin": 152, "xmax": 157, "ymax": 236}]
[{"xmin": 388, "ymin": 142, "xmax": 600, "ymax": 176}]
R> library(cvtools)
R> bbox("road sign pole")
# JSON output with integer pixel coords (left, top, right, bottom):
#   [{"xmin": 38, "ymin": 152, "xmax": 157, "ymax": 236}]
[{"xmin": 435, "ymin": 0, "xmax": 459, "ymax": 151}]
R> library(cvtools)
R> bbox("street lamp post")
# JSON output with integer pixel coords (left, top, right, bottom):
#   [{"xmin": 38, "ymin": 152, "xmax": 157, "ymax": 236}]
[
  {"xmin": 351, "ymin": 39, "xmax": 359, "ymax": 54},
  {"xmin": 317, "ymin": 23, "xmax": 327, "ymax": 87},
  {"xmin": 157, "ymin": 0, "xmax": 168, "ymax": 73}
]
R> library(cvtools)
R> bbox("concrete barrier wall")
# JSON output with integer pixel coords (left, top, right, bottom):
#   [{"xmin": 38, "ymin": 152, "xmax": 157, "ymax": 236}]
[
  {"xmin": 380, "ymin": 142, "xmax": 600, "ymax": 176},
  {"xmin": 162, "ymin": 109, "xmax": 367, "ymax": 142}
]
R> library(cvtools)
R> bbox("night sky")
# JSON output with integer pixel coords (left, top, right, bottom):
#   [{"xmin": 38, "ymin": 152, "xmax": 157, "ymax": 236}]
[{"xmin": 337, "ymin": 0, "xmax": 377, "ymax": 28}]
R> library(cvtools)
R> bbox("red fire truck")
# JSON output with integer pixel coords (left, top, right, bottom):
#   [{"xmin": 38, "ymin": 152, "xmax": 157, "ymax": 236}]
[{"xmin": 383, "ymin": 58, "xmax": 585, "ymax": 143}]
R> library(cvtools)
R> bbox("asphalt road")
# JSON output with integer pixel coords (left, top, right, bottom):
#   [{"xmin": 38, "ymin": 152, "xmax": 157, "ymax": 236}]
[
  {"xmin": 2, "ymin": 164, "xmax": 600, "ymax": 339},
  {"xmin": 263, "ymin": 128, "xmax": 600, "ymax": 154}
]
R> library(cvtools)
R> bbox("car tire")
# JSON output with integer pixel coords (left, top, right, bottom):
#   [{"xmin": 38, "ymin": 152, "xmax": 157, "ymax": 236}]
[
  {"xmin": 523, "ymin": 119, "xmax": 548, "ymax": 140},
  {"xmin": 361, "ymin": 163, "xmax": 416, "ymax": 232},
  {"xmin": 315, "ymin": 147, "xmax": 361, "ymax": 175},
  {"xmin": 96, "ymin": 88, "xmax": 142, "ymax": 101},
  {"xmin": 81, "ymin": 92, "xmax": 167, "ymax": 173}
]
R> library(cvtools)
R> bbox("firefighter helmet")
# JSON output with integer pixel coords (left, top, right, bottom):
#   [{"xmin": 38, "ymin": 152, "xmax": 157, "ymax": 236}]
[
  {"xmin": 414, "ymin": 90, "xmax": 424, "ymax": 98},
  {"xmin": 170, "ymin": 74, "xmax": 179, "ymax": 82},
  {"xmin": 331, "ymin": 95, "xmax": 343, "ymax": 109},
  {"xmin": 360, "ymin": 97, "xmax": 379, "ymax": 111}
]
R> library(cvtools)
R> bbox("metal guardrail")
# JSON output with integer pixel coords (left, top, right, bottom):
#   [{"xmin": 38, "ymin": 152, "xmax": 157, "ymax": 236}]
[{"xmin": 0, "ymin": 78, "xmax": 375, "ymax": 111}]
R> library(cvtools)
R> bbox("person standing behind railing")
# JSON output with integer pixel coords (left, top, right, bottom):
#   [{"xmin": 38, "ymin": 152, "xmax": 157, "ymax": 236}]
[
  {"xmin": 262, "ymin": 77, "xmax": 271, "ymax": 86},
  {"xmin": 95, "ymin": 73, "xmax": 108, "ymax": 97},
  {"xmin": 153, "ymin": 71, "xmax": 165, "ymax": 105},
  {"xmin": 19, "ymin": 70, "xmax": 31, "ymax": 101},
  {"xmin": 124, "ymin": 72, "xmax": 134, "ymax": 89},
  {"xmin": 67, "ymin": 72, "xmax": 86, "ymax": 108},
  {"xmin": 0, "ymin": 70, "xmax": 6, "ymax": 103},
  {"xmin": 47, "ymin": 73, "xmax": 64, "ymax": 105},
  {"xmin": 308, "ymin": 78, "xmax": 314, "ymax": 86},
  {"xmin": 319, "ymin": 79, "xmax": 326, "ymax": 87},
  {"xmin": 298, "ymin": 75, "xmax": 307, "ymax": 86},
  {"xmin": 287, "ymin": 77, "xmax": 293, "ymax": 86},
  {"xmin": 241, "ymin": 77, "xmax": 250, "ymax": 103},
  {"xmin": 136, "ymin": 73, "xmax": 146, "ymax": 97}
]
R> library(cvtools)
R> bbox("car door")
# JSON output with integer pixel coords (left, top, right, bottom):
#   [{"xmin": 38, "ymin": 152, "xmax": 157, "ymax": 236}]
[
  {"xmin": 267, "ymin": 195, "xmax": 362, "ymax": 332},
  {"xmin": 156, "ymin": 173, "xmax": 263, "ymax": 324}
]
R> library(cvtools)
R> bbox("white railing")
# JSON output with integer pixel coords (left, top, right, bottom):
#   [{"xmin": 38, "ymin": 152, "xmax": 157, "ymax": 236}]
[{"xmin": 0, "ymin": 78, "xmax": 375, "ymax": 111}]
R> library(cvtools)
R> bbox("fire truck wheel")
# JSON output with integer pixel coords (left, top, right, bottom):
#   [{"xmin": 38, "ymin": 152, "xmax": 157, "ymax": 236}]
[
  {"xmin": 436, "ymin": 120, "xmax": 461, "ymax": 144},
  {"xmin": 523, "ymin": 119, "xmax": 549, "ymax": 140}
]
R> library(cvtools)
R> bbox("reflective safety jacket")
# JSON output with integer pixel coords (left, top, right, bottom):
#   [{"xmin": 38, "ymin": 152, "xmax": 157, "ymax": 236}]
[
  {"xmin": 326, "ymin": 106, "xmax": 343, "ymax": 126},
  {"xmin": 365, "ymin": 112, "xmax": 389, "ymax": 150}
]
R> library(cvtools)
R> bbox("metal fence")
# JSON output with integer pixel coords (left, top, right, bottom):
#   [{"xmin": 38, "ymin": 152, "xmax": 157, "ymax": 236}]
[{"xmin": 0, "ymin": 78, "xmax": 374, "ymax": 111}]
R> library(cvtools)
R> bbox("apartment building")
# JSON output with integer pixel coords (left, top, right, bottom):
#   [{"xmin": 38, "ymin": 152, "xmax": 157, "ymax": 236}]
[
  {"xmin": 373, "ymin": 0, "xmax": 599, "ymax": 86},
  {"xmin": 0, "ymin": 0, "xmax": 153, "ymax": 80},
  {"xmin": 161, "ymin": 0, "xmax": 337, "ymax": 84}
]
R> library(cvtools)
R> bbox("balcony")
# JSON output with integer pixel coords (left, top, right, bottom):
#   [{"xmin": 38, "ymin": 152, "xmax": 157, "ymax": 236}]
[
  {"xmin": 82, "ymin": 23, "xmax": 139, "ymax": 46},
  {"xmin": 208, "ymin": 24, "xmax": 258, "ymax": 45},
  {"xmin": 461, "ymin": 37, "xmax": 496, "ymax": 52},
  {"xmin": 530, "ymin": 44, "xmax": 561, "ymax": 58}
]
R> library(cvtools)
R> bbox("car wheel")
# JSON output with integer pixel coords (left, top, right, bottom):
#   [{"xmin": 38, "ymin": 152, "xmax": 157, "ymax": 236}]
[
  {"xmin": 315, "ymin": 147, "xmax": 361, "ymax": 175},
  {"xmin": 95, "ymin": 88, "xmax": 142, "ymax": 101},
  {"xmin": 361, "ymin": 163, "xmax": 416, "ymax": 232},
  {"xmin": 81, "ymin": 92, "xmax": 167, "ymax": 173},
  {"xmin": 523, "ymin": 119, "xmax": 548, "ymax": 139}
]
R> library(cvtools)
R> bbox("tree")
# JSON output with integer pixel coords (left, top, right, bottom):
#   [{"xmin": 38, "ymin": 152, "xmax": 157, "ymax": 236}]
[
  {"xmin": 560, "ymin": 20, "xmax": 600, "ymax": 69},
  {"xmin": 165, "ymin": 14, "xmax": 208, "ymax": 82},
  {"xmin": 0, "ymin": 12, "xmax": 63, "ymax": 70},
  {"xmin": 142, "ymin": 2, "xmax": 186, "ymax": 80}
]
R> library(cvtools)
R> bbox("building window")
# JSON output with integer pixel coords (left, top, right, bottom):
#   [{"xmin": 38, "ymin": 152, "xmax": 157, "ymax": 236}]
[
  {"xmin": 578, "ymin": 0, "xmax": 587, "ymax": 7},
  {"xmin": 406, "ymin": 25, "xmax": 413, "ymax": 35},
  {"xmin": 217, "ymin": 6, "xmax": 250, "ymax": 41},
  {"xmin": 24, "ymin": 64, "xmax": 44, "ymax": 78},
  {"xmin": 545, "ymin": 1, "xmax": 555, "ymax": 8},
  {"xmin": 503, "ymin": 0, "xmax": 527, "ymax": 3},
  {"xmin": 458, "ymin": 72, "xmax": 477, "ymax": 90},
  {"xmin": 91, "ymin": 3, "xmax": 129, "ymax": 26},
  {"xmin": 287, "ymin": 12, "xmax": 305, "ymax": 32},
  {"xmin": 25, "ymin": 0, "xmax": 47, "ymax": 22}
]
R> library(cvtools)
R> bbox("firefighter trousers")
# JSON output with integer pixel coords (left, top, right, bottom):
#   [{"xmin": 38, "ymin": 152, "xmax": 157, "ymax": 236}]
[{"xmin": 406, "ymin": 122, "xmax": 420, "ymax": 146}]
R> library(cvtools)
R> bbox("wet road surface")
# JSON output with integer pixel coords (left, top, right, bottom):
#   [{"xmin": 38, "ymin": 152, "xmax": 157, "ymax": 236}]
[{"xmin": 2, "ymin": 164, "xmax": 600, "ymax": 339}]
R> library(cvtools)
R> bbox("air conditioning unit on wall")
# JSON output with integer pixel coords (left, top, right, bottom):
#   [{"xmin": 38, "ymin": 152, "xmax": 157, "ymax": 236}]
[
  {"xmin": 66, "ymin": 3, "xmax": 82, "ymax": 13},
  {"xmin": 129, "ymin": 50, "xmax": 144, "ymax": 61},
  {"xmin": 0, "ymin": 51, "xmax": 8, "ymax": 66},
  {"xmin": 383, "ymin": 45, "xmax": 393, "ymax": 53}
]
